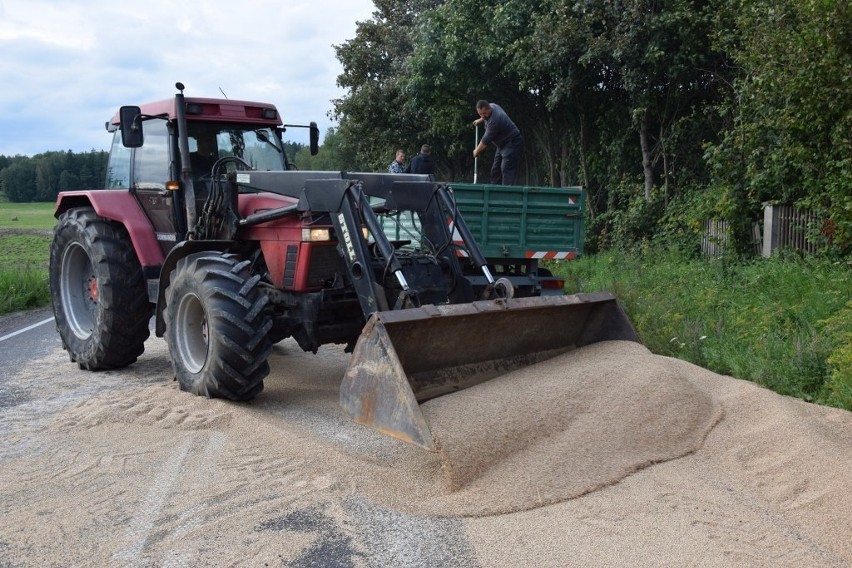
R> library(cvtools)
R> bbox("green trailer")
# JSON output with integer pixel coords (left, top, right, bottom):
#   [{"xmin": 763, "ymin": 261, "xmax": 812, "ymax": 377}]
[
  {"xmin": 447, "ymin": 183, "xmax": 585, "ymax": 297},
  {"xmin": 378, "ymin": 182, "xmax": 584, "ymax": 297}
]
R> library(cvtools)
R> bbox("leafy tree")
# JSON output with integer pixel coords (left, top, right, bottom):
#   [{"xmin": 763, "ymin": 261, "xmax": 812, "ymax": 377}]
[
  {"xmin": 706, "ymin": 0, "xmax": 852, "ymax": 254},
  {"xmin": 77, "ymin": 151, "xmax": 107, "ymax": 190},
  {"xmin": 35, "ymin": 152, "xmax": 63, "ymax": 201},
  {"xmin": 332, "ymin": 0, "xmax": 439, "ymax": 172},
  {"xmin": 0, "ymin": 158, "xmax": 37, "ymax": 201},
  {"xmin": 580, "ymin": 0, "xmax": 729, "ymax": 202},
  {"xmin": 0, "ymin": 151, "xmax": 107, "ymax": 202},
  {"xmin": 58, "ymin": 170, "xmax": 80, "ymax": 192},
  {"xmin": 293, "ymin": 128, "xmax": 358, "ymax": 171},
  {"xmin": 334, "ymin": 0, "xmax": 731, "ymax": 221},
  {"xmin": 396, "ymin": 0, "xmax": 499, "ymax": 180}
]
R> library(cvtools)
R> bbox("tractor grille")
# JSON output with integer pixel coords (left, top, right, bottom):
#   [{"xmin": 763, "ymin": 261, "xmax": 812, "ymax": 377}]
[
  {"xmin": 307, "ymin": 244, "xmax": 345, "ymax": 288},
  {"xmin": 284, "ymin": 245, "xmax": 297, "ymax": 288}
]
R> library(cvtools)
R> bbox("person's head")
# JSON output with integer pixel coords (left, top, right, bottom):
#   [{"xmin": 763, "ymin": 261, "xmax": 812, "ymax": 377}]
[
  {"xmin": 395, "ymin": 149, "xmax": 405, "ymax": 163},
  {"xmin": 195, "ymin": 134, "xmax": 218, "ymax": 157},
  {"xmin": 420, "ymin": 144, "xmax": 431, "ymax": 155},
  {"xmin": 476, "ymin": 99, "xmax": 493, "ymax": 120}
]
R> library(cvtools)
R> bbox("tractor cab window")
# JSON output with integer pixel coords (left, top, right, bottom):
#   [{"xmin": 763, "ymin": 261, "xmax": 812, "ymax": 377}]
[
  {"xmin": 106, "ymin": 130, "xmax": 131, "ymax": 189},
  {"xmin": 186, "ymin": 123, "xmax": 286, "ymax": 181},
  {"xmin": 132, "ymin": 119, "xmax": 170, "ymax": 190},
  {"xmin": 187, "ymin": 127, "xmax": 219, "ymax": 180}
]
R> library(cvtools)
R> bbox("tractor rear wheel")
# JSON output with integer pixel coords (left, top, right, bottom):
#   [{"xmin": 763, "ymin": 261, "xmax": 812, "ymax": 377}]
[
  {"xmin": 49, "ymin": 207, "xmax": 152, "ymax": 369},
  {"xmin": 164, "ymin": 252, "xmax": 272, "ymax": 400}
]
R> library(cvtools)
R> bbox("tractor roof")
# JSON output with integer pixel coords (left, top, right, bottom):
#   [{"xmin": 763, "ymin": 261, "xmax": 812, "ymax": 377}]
[{"xmin": 109, "ymin": 97, "xmax": 282, "ymax": 127}]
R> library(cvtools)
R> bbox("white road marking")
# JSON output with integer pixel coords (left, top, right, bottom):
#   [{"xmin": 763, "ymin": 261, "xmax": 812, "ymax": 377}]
[{"xmin": 0, "ymin": 317, "xmax": 54, "ymax": 343}]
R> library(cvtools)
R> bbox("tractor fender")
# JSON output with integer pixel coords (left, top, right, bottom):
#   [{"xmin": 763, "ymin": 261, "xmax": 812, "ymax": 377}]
[
  {"xmin": 154, "ymin": 240, "xmax": 233, "ymax": 337},
  {"xmin": 54, "ymin": 191, "xmax": 165, "ymax": 269}
]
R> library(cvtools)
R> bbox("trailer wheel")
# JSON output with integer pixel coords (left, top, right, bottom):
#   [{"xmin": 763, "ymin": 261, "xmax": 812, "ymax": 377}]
[
  {"xmin": 49, "ymin": 207, "xmax": 152, "ymax": 370},
  {"xmin": 164, "ymin": 252, "xmax": 272, "ymax": 400}
]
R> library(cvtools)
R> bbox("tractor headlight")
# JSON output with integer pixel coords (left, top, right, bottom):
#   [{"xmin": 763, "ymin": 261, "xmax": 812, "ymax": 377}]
[{"xmin": 302, "ymin": 228, "xmax": 332, "ymax": 241}]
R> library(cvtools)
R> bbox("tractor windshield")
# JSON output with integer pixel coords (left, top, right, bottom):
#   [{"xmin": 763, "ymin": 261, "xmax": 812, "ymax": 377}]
[{"xmin": 186, "ymin": 123, "xmax": 287, "ymax": 179}]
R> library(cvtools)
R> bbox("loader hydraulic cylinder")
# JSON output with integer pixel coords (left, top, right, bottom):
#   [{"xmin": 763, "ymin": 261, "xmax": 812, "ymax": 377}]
[{"xmin": 436, "ymin": 186, "xmax": 493, "ymax": 284}]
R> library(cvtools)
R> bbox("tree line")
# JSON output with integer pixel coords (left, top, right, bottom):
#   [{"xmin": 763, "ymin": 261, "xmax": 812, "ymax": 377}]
[
  {"xmin": 0, "ymin": 151, "xmax": 108, "ymax": 203},
  {"xmin": 324, "ymin": 0, "xmax": 850, "ymax": 256}
]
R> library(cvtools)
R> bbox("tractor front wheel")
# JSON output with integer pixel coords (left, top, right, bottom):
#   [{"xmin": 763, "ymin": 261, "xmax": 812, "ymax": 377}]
[
  {"xmin": 164, "ymin": 252, "xmax": 272, "ymax": 400},
  {"xmin": 49, "ymin": 207, "xmax": 152, "ymax": 369}
]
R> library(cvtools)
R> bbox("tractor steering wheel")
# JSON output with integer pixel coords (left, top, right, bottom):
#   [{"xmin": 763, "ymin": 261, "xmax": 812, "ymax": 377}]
[{"xmin": 210, "ymin": 156, "xmax": 254, "ymax": 177}]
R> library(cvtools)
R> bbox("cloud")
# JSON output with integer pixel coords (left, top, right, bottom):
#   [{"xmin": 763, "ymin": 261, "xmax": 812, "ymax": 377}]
[{"xmin": 0, "ymin": 0, "xmax": 375, "ymax": 156}]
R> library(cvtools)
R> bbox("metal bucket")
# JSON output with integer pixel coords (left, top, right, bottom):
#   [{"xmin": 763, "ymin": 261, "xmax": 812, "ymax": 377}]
[{"xmin": 339, "ymin": 291, "xmax": 640, "ymax": 450}]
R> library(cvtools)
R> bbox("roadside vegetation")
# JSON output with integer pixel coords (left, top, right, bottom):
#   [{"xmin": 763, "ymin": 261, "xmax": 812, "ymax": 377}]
[
  {"xmin": 551, "ymin": 251, "xmax": 852, "ymax": 412},
  {"xmin": 0, "ymin": 201, "xmax": 53, "ymax": 313}
]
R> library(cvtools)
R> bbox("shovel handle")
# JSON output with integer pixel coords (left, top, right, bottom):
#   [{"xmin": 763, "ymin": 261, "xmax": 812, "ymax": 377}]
[{"xmin": 474, "ymin": 124, "xmax": 479, "ymax": 184}]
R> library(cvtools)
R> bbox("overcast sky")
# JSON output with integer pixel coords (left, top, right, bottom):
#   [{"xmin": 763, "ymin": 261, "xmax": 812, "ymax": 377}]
[{"xmin": 0, "ymin": 0, "xmax": 376, "ymax": 157}]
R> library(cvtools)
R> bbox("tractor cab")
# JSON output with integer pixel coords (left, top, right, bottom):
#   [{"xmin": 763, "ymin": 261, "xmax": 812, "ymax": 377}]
[
  {"xmin": 104, "ymin": 88, "xmax": 315, "ymax": 254},
  {"xmin": 106, "ymin": 97, "xmax": 293, "ymax": 190}
]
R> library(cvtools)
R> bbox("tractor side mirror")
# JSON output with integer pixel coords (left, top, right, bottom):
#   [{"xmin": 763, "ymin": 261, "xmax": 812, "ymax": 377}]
[
  {"xmin": 119, "ymin": 106, "xmax": 144, "ymax": 148},
  {"xmin": 309, "ymin": 121, "xmax": 319, "ymax": 156}
]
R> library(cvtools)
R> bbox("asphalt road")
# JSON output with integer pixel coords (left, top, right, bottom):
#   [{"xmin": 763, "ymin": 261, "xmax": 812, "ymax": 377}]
[
  {"xmin": 0, "ymin": 307, "xmax": 59, "ymax": 408},
  {"xmin": 0, "ymin": 307, "xmax": 57, "ymax": 359}
]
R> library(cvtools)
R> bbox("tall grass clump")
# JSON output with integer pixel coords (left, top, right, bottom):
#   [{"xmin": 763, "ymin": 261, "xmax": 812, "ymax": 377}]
[
  {"xmin": 820, "ymin": 300, "xmax": 852, "ymax": 409},
  {"xmin": 0, "ymin": 201, "xmax": 56, "ymax": 315},
  {"xmin": 551, "ymin": 250, "xmax": 852, "ymax": 411},
  {"xmin": 0, "ymin": 269, "xmax": 50, "ymax": 314},
  {"xmin": 0, "ymin": 232, "xmax": 52, "ymax": 316}
]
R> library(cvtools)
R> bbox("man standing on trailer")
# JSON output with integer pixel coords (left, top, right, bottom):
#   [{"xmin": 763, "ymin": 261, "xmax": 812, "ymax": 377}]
[{"xmin": 472, "ymin": 100, "xmax": 523, "ymax": 185}]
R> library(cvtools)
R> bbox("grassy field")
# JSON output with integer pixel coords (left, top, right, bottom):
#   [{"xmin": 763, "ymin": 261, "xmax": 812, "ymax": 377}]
[
  {"xmin": 0, "ymin": 202, "xmax": 54, "ymax": 312},
  {"xmin": 0, "ymin": 201, "xmax": 57, "ymax": 230}
]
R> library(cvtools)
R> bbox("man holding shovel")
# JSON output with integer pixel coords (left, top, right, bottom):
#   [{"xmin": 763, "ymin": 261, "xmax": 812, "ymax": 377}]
[{"xmin": 472, "ymin": 100, "xmax": 523, "ymax": 185}]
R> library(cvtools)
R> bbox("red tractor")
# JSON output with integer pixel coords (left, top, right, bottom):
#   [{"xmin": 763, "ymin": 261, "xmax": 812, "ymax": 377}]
[{"xmin": 50, "ymin": 83, "xmax": 638, "ymax": 449}]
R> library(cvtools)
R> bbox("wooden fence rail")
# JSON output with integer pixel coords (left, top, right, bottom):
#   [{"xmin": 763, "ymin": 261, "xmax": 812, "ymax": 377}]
[
  {"xmin": 701, "ymin": 219, "xmax": 761, "ymax": 258},
  {"xmin": 762, "ymin": 204, "xmax": 820, "ymax": 257},
  {"xmin": 700, "ymin": 204, "xmax": 819, "ymax": 259}
]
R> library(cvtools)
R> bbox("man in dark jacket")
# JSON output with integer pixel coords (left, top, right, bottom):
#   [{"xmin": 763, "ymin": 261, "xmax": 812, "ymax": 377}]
[
  {"xmin": 472, "ymin": 99, "xmax": 523, "ymax": 185},
  {"xmin": 405, "ymin": 144, "xmax": 436, "ymax": 176}
]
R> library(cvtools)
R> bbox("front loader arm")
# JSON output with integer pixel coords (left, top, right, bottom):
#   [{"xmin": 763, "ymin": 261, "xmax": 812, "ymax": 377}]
[
  {"xmin": 300, "ymin": 179, "xmax": 416, "ymax": 318},
  {"xmin": 434, "ymin": 185, "xmax": 497, "ymax": 288}
]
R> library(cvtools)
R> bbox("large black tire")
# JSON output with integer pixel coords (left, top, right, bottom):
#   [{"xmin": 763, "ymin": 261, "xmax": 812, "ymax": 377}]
[
  {"xmin": 49, "ymin": 207, "xmax": 152, "ymax": 370},
  {"xmin": 164, "ymin": 252, "xmax": 272, "ymax": 400}
]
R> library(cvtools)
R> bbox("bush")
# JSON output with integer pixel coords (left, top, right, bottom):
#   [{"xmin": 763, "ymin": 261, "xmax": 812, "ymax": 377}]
[{"xmin": 821, "ymin": 300, "xmax": 852, "ymax": 408}]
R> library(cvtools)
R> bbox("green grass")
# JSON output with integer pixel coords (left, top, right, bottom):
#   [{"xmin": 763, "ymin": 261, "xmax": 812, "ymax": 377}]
[
  {"xmin": 0, "ymin": 201, "xmax": 54, "ymax": 314},
  {"xmin": 549, "ymin": 250, "xmax": 852, "ymax": 411},
  {"xmin": 0, "ymin": 201, "xmax": 57, "ymax": 230},
  {"xmin": 0, "ymin": 269, "xmax": 50, "ymax": 314},
  {"xmin": 0, "ymin": 234, "xmax": 52, "ymax": 271}
]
